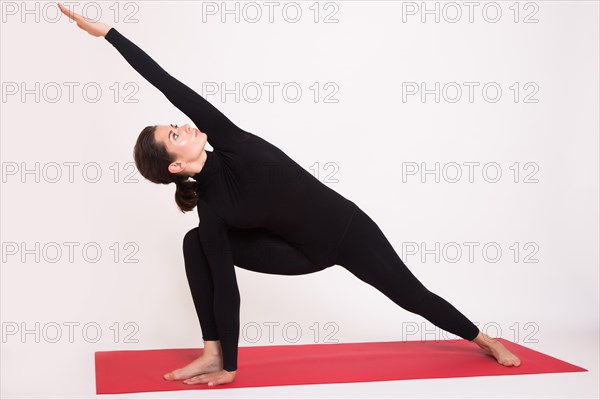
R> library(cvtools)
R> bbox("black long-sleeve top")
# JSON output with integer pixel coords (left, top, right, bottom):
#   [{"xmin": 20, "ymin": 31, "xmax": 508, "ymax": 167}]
[{"xmin": 104, "ymin": 27, "xmax": 357, "ymax": 372}]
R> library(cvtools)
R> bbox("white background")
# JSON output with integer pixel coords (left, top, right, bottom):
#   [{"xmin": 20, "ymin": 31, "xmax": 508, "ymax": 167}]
[{"xmin": 1, "ymin": 0, "xmax": 598, "ymax": 398}]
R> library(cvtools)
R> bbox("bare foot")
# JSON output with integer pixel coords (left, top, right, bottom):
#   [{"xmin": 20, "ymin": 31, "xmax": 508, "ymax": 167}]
[
  {"xmin": 163, "ymin": 352, "xmax": 223, "ymax": 381},
  {"xmin": 183, "ymin": 369, "xmax": 237, "ymax": 386},
  {"xmin": 472, "ymin": 332, "xmax": 521, "ymax": 367}
]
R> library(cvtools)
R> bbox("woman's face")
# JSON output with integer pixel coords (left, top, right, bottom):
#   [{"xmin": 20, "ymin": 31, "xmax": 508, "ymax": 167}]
[{"xmin": 154, "ymin": 123, "xmax": 208, "ymax": 175}]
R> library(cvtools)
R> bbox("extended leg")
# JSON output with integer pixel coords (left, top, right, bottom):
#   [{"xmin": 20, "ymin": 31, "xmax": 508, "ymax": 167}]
[{"xmin": 334, "ymin": 207, "xmax": 480, "ymax": 341}]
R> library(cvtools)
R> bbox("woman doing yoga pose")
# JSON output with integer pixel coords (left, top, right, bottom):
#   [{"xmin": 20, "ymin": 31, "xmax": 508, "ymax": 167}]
[{"xmin": 59, "ymin": 3, "xmax": 521, "ymax": 387}]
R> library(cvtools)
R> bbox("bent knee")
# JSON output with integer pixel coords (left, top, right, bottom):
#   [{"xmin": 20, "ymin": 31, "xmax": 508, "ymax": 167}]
[{"xmin": 183, "ymin": 227, "xmax": 200, "ymax": 251}]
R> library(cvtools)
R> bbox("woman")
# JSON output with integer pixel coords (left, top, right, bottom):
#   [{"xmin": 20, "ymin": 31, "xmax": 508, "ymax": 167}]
[{"xmin": 58, "ymin": 3, "xmax": 521, "ymax": 387}]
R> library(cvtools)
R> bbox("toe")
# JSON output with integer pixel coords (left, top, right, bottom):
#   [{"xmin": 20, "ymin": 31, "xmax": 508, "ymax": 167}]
[
  {"xmin": 184, "ymin": 374, "xmax": 203, "ymax": 384},
  {"xmin": 184, "ymin": 377, "xmax": 202, "ymax": 385},
  {"xmin": 166, "ymin": 369, "xmax": 189, "ymax": 380}
]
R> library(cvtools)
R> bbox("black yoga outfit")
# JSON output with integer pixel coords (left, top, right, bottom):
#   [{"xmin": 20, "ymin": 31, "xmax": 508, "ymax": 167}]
[{"xmin": 105, "ymin": 27, "xmax": 480, "ymax": 373}]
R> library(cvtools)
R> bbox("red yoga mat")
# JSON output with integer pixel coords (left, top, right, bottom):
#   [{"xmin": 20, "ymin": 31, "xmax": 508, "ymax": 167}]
[{"xmin": 95, "ymin": 338, "xmax": 587, "ymax": 394}]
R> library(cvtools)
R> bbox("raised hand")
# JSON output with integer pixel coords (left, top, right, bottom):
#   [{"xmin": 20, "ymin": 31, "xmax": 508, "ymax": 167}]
[{"xmin": 57, "ymin": 2, "xmax": 111, "ymax": 37}]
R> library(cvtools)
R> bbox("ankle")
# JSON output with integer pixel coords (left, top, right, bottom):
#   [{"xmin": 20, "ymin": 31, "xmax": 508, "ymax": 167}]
[
  {"xmin": 473, "ymin": 332, "xmax": 497, "ymax": 348},
  {"xmin": 203, "ymin": 340, "xmax": 222, "ymax": 356}
]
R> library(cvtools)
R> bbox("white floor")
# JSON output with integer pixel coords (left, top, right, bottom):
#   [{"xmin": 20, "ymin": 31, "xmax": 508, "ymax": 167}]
[{"xmin": 2, "ymin": 327, "xmax": 597, "ymax": 399}]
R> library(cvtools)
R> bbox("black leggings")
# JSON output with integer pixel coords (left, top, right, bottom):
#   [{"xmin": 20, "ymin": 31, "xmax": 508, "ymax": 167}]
[{"xmin": 182, "ymin": 206, "xmax": 480, "ymax": 344}]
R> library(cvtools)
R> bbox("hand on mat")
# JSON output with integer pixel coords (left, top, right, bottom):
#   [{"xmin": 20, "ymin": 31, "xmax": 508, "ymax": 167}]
[
  {"xmin": 183, "ymin": 369, "xmax": 237, "ymax": 386},
  {"xmin": 57, "ymin": 2, "xmax": 112, "ymax": 37}
]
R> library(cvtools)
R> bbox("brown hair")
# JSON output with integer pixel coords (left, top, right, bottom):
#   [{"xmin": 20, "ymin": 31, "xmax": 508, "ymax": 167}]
[{"xmin": 133, "ymin": 125, "xmax": 198, "ymax": 213}]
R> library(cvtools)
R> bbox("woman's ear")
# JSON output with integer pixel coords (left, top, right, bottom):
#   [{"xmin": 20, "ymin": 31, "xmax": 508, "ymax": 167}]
[{"xmin": 168, "ymin": 161, "xmax": 186, "ymax": 175}]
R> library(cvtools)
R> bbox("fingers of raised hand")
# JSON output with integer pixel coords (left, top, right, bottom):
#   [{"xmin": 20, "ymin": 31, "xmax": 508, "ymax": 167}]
[
  {"xmin": 58, "ymin": 2, "xmax": 93, "ymax": 23},
  {"xmin": 57, "ymin": 3, "xmax": 77, "ymax": 21}
]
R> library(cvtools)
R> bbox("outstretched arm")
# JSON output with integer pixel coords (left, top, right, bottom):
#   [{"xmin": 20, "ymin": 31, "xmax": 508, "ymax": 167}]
[
  {"xmin": 103, "ymin": 27, "xmax": 242, "ymax": 138},
  {"xmin": 58, "ymin": 2, "xmax": 248, "ymax": 149}
]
